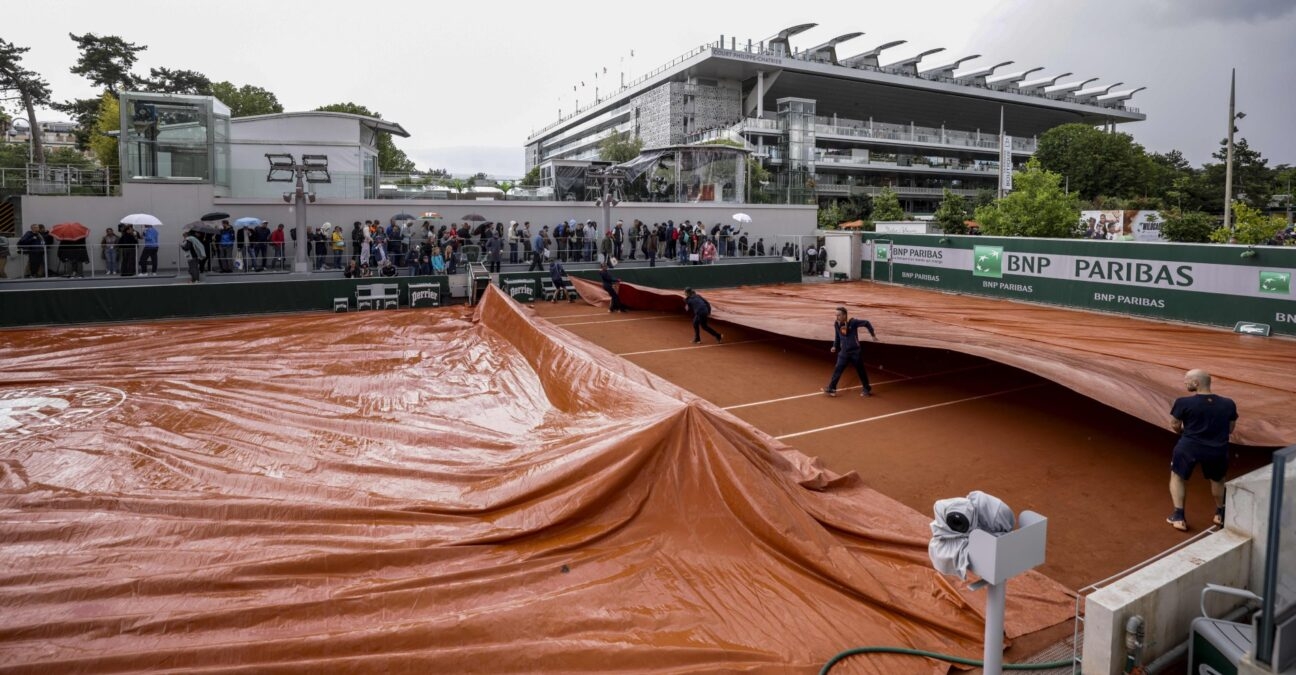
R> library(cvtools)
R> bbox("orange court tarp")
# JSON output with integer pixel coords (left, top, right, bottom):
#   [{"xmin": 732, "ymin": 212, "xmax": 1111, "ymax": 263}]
[
  {"xmin": 571, "ymin": 277, "xmax": 1296, "ymax": 447},
  {"xmin": 0, "ymin": 284, "xmax": 1072, "ymax": 673}
]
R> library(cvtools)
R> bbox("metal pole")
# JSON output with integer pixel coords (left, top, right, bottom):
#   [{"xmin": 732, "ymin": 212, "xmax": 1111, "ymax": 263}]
[
  {"xmin": 983, "ymin": 582, "xmax": 1006, "ymax": 675},
  {"xmin": 997, "ymin": 107, "xmax": 1005, "ymax": 200},
  {"xmin": 294, "ymin": 169, "xmax": 309, "ymax": 273},
  {"xmin": 1223, "ymin": 69, "xmax": 1236, "ymax": 232}
]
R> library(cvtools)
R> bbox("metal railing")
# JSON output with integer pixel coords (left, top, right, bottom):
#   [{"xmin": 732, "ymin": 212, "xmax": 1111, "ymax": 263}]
[{"xmin": 0, "ymin": 164, "xmax": 119, "ymax": 196}]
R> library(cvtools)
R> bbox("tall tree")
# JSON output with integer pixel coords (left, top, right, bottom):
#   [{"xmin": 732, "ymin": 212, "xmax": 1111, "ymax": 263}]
[
  {"xmin": 315, "ymin": 102, "xmax": 414, "ymax": 172},
  {"xmin": 0, "ymin": 38, "xmax": 53, "ymax": 163},
  {"xmin": 143, "ymin": 67, "xmax": 211, "ymax": 95},
  {"xmin": 89, "ymin": 91, "xmax": 120, "ymax": 169},
  {"xmin": 932, "ymin": 189, "xmax": 969, "ymax": 234},
  {"xmin": 869, "ymin": 187, "xmax": 905, "ymax": 221},
  {"xmin": 210, "ymin": 81, "xmax": 283, "ymax": 117},
  {"xmin": 55, "ymin": 33, "xmax": 147, "ymax": 151},
  {"xmin": 1210, "ymin": 201, "xmax": 1285, "ymax": 245},
  {"xmin": 597, "ymin": 131, "xmax": 643, "ymax": 163},
  {"xmin": 974, "ymin": 158, "xmax": 1080, "ymax": 238},
  {"xmin": 1201, "ymin": 137, "xmax": 1272, "ymax": 212},
  {"xmin": 67, "ymin": 32, "xmax": 145, "ymax": 95},
  {"xmin": 1035, "ymin": 123, "xmax": 1153, "ymax": 201}
]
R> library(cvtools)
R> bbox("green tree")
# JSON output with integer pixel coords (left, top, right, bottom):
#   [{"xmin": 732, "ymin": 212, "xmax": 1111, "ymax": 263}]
[
  {"xmin": 142, "ymin": 67, "xmax": 211, "ymax": 95},
  {"xmin": 1035, "ymin": 123, "xmax": 1153, "ymax": 200},
  {"xmin": 870, "ymin": 187, "xmax": 905, "ymax": 221},
  {"xmin": 1159, "ymin": 209, "xmax": 1216, "ymax": 243},
  {"xmin": 496, "ymin": 180, "xmax": 514, "ymax": 200},
  {"xmin": 1199, "ymin": 137, "xmax": 1272, "ymax": 212},
  {"xmin": 973, "ymin": 157, "xmax": 1080, "ymax": 238},
  {"xmin": 932, "ymin": 189, "xmax": 969, "ymax": 234},
  {"xmin": 88, "ymin": 91, "xmax": 119, "ymax": 169},
  {"xmin": 597, "ymin": 130, "xmax": 643, "ymax": 163},
  {"xmin": 67, "ymin": 32, "xmax": 145, "ymax": 95},
  {"xmin": 315, "ymin": 102, "xmax": 414, "ymax": 172},
  {"xmin": 817, "ymin": 201, "xmax": 847, "ymax": 229},
  {"xmin": 973, "ymin": 188, "xmax": 997, "ymax": 210},
  {"xmin": 210, "ymin": 81, "xmax": 283, "ymax": 117},
  {"xmin": 521, "ymin": 166, "xmax": 541, "ymax": 186},
  {"xmin": 1210, "ymin": 201, "xmax": 1286, "ymax": 245},
  {"xmin": 0, "ymin": 142, "xmax": 29, "ymax": 169},
  {"xmin": 0, "ymin": 38, "xmax": 54, "ymax": 163},
  {"xmin": 45, "ymin": 146, "xmax": 93, "ymax": 168}
]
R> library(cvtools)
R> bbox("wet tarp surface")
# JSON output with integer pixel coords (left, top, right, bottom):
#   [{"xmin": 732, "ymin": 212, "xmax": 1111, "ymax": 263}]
[
  {"xmin": 571, "ymin": 278, "xmax": 1296, "ymax": 447},
  {"xmin": 0, "ymin": 285, "xmax": 1072, "ymax": 673}
]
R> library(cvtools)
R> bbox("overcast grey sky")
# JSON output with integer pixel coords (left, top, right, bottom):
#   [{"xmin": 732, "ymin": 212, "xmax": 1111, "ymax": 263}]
[{"xmin": 7, "ymin": 0, "xmax": 1295, "ymax": 177}]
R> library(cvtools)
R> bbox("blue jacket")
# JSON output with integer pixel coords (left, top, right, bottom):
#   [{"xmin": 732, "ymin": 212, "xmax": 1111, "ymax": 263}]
[
  {"xmin": 833, "ymin": 318, "xmax": 875, "ymax": 353},
  {"xmin": 142, "ymin": 227, "xmax": 160, "ymax": 248}
]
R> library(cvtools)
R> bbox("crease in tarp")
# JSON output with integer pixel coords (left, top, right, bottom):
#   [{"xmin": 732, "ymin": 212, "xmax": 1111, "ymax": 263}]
[
  {"xmin": 0, "ymin": 285, "xmax": 1073, "ymax": 673},
  {"xmin": 592, "ymin": 279, "xmax": 1296, "ymax": 447}
]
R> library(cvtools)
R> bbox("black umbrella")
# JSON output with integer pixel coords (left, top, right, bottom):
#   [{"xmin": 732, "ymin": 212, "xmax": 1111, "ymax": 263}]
[
  {"xmin": 201, "ymin": 211, "xmax": 230, "ymax": 222},
  {"xmin": 185, "ymin": 220, "xmax": 220, "ymax": 235},
  {"xmin": 462, "ymin": 214, "xmax": 486, "ymax": 222}
]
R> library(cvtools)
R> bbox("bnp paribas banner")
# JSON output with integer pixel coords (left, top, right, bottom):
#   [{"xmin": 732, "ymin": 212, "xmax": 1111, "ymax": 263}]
[{"xmin": 865, "ymin": 236, "xmax": 1296, "ymax": 335}]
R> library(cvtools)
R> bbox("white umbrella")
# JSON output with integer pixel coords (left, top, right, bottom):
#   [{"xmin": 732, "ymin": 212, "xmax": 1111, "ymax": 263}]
[
  {"xmin": 732, "ymin": 213, "xmax": 752, "ymax": 223},
  {"xmin": 120, "ymin": 213, "xmax": 163, "ymax": 227}
]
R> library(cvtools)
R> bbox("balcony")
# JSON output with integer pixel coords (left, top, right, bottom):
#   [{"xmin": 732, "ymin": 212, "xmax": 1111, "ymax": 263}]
[
  {"xmin": 814, "ymin": 153, "xmax": 1003, "ymax": 175},
  {"xmin": 734, "ymin": 115, "xmax": 1037, "ymax": 155}
]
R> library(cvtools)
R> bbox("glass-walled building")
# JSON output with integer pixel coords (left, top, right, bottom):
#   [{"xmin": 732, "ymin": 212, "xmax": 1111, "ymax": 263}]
[
  {"xmin": 119, "ymin": 92, "xmax": 231, "ymax": 195},
  {"xmin": 115, "ymin": 93, "xmax": 407, "ymax": 200},
  {"xmin": 524, "ymin": 26, "xmax": 1146, "ymax": 212}
]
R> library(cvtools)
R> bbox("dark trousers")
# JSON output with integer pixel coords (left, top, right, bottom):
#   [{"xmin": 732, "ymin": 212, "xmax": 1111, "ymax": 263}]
[
  {"xmin": 528, "ymin": 250, "xmax": 543, "ymax": 271},
  {"xmin": 827, "ymin": 350, "xmax": 871, "ymax": 392},
  {"xmin": 187, "ymin": 257, "xmax": 201, "ymax": 282},
  {"xmin": 509, "ymin": 242, "xmax": 518, "ymax": 264},
  {"xmin": 604, "ymin": 283, "xmax": 625, "ymax": 311},
  {"xmin": 693, "ymin": 313, "xmax": 721, "ymax": 341},
  {"xmin": 138, "ymin": 247, "xmax": 158, "ymax": 273},
  {"xmin": 647, "ymin": 251, "xmax": 656, "ymax": 267}
]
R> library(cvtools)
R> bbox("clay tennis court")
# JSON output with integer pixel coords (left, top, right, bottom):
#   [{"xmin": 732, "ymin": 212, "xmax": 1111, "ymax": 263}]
[
  {"xmin": 1, "ymin": 279, "xmax": 1291, "ymax": 673},
  {"xmin": 552, "ymin": 278, "xmax": 1293, "ymax": 589}
]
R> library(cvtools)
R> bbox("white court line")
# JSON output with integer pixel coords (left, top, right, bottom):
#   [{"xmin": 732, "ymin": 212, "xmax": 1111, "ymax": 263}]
[
  {"xmin": 619, "ymin": 338, "xmax": 771, "ymax": 357},
  {"xmin": 553, "ymin": 315, "xmax": 676, "ymax": 327},
  {"xmin": 723, "ymin": 364, "xmax": 994, "ymax": 411},
  {"xmin": 774, "ymin": 383, "xmax": 1046, "ymax": 440}
]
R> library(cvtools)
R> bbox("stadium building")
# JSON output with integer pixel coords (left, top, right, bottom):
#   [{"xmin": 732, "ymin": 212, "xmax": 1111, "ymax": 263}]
[{"xmin": 524, "ymin": 25, "xmax": 1146, "ymax": 213}]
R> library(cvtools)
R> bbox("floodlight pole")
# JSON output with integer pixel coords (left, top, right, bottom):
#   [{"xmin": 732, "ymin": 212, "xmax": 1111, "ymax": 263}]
[
  {"xmin": 1223, "ymin": 68, "xmax": 1236, "ymax": 233},
  {"xmin": 291, "ymin": 169, "xmax": 310, "ymax": 273}
]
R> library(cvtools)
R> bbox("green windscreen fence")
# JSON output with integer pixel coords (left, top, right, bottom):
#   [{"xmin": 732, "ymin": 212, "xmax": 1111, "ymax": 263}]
[{"xmin": 861, "ymin": 234, "xmax": 1296, "ymax": 336}]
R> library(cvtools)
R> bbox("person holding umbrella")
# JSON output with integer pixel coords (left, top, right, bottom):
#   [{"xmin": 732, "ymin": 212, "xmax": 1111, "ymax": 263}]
[
  {"xmin": 117, "ymin": 224, "xmax": 139, "ymax": 277},
  {"xmin": 181, "ymin": 227, "xmax": 206, "ymax": 283},
  {"xmin": 51, "ymin": 223, "xmax": 90, "ymax": 278}
]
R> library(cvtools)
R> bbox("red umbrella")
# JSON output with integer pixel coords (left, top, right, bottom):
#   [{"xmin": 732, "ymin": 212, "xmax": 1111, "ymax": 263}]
[{"xmin": 50, "ymin": 222, "xmax": 90, "ymax": 241}]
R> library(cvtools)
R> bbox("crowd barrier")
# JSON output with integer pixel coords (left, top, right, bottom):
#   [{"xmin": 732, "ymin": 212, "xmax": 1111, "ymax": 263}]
[{"xmin": 860, "ymin": 233, "xmax": 1296, "ymax": 336}]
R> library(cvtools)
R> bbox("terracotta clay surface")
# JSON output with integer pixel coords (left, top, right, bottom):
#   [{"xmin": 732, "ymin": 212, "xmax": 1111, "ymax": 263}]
[{"xmin": 0, "ymin": 285, "xmax": 1077, "ymax": 674}]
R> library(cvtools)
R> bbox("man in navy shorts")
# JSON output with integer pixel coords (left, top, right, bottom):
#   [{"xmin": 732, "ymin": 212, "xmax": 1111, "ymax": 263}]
[{"xmin": 1167, "ymin": 369, "xmax": 1238, "ymax": 531}]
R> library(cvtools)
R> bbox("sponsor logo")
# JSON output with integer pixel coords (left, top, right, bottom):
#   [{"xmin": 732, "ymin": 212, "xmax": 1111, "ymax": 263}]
[
  {"xmin": 973, "ymin": 246, "xmax": 1003, "ymax": 278},
  {"xmin": 0, "ymin": 385, "xmax": 125, "ymax": 441},
  {"xmin": 874, "ymin": 244, "xmax": 890, "ymax": 262},
  {"xmin": 1234, "ymin": 321, "xmax": 1271, "ymax": 337},
  {"xmin": 410, "ymin": 288, "xmax": 438, "ymax": 305},
  {"xmin": 1259, "ymin": 271, "xmax": 1290, "ymax": 295}
]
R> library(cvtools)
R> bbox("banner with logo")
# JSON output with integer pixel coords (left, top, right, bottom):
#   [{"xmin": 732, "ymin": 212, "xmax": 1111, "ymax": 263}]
[
  {"xmin": 1079, "ymin": 210, "xmax": 1165, "ymax": 242},
  {"xmin": 861, "ymin": 234, "xmax": 1296, "ymax": 335}
]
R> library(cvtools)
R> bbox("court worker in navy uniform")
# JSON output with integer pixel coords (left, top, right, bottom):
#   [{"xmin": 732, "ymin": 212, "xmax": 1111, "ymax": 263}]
[
  {"xmin": 683, "ymin": 288, "xmax": 722, "ymax": 344},
  {"xmin": 599, "ymin": 262, "xmax": 627, "ymax": 313},
  {"xmin": 822, "ymin": 306, "xmax": 877, "ymax": 397},
  {"xmin": 1166, "ymin": 368, "xmax": 1237, "ymax": 532}
]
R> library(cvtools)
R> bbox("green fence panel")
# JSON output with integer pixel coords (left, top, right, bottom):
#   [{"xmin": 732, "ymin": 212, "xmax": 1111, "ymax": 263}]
[
  {"xmin": 1, "ymin": 275, "xmax": 452, "ymax": 327},
  {"xmin": 861, "ymin": 234, "xmax": 1296, "ymax": 335}
]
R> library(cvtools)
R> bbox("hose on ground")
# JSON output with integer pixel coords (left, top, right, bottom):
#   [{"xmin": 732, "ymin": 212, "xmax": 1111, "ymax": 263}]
[{"xmin": 820, "ymin": 646, "xmax": 1076, "ymax": 674}]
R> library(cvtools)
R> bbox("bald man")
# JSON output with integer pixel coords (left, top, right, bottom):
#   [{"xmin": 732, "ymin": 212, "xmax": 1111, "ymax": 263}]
[{"xmin": 1166, "ymin": 369, "xmax": 1238, "ymax": 532}]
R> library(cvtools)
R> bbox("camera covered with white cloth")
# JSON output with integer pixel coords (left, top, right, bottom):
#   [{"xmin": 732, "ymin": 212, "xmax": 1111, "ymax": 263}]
[{"xmin": 928, "ymin": 490, "xmax": 1017, "ymax": 579}]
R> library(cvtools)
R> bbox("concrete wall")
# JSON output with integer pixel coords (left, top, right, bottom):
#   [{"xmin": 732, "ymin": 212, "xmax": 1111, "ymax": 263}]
[
  {"xmin": 1083, "ymin": 530, "xmax": 1252, "ymax": 675},
  {"xmin": 1081, "ymin": 462, "xmax": 1282, "ymax": 674}
]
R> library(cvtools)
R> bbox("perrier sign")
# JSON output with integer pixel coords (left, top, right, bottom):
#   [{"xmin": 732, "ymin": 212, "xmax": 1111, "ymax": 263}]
[{"xmin": 973, "ymin": 246, "xmax": 1003, "ymax": 278}]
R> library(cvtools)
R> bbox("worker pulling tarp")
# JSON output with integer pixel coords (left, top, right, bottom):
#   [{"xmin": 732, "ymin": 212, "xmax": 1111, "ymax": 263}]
[{"xmin": 570, "ymin": 278, "xmax": 1296, "ymax": 447}]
